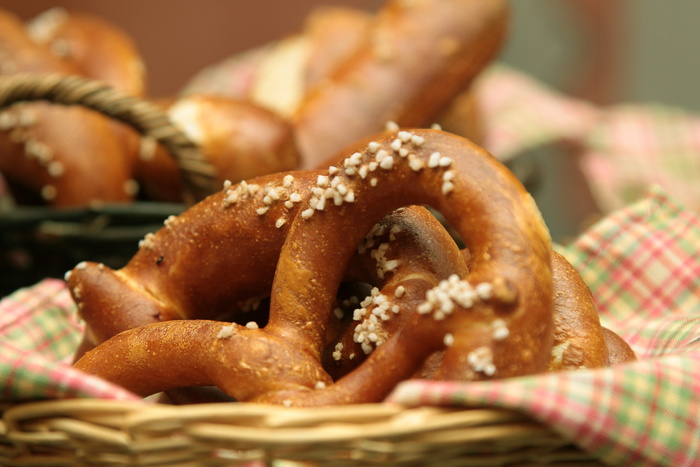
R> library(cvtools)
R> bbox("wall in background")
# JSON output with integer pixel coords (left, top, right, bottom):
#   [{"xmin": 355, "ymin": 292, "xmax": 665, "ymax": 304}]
[
  {"xmin": 503, "ymin": 0, "xmax": 700, "ymax": 111},
  {"xmin": 0, "ymin": 0, "xmax": 377, "ymax": 97}
]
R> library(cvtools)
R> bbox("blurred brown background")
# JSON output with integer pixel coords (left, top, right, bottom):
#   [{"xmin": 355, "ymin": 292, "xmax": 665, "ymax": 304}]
[
  {"xmin": 1, "ymin": 0, "xmax": 699, "ymax": 239},
  {"xmin": 1, "ymin": 0, "xmax": 698, "ymax": 110},
  {"xmin": 0, "ymin": 0, "xmax": 377, "ymax": 97}
]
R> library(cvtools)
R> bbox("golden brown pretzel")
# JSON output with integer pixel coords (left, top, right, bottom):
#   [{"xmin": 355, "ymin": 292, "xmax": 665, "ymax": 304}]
[
  {"xmin": 72, "ymin": 200, "xmax": 634, "ymax": 404},
  {"xmin": 130, "ymin": 94, "xmax": 301, "ymax": 203},
  {"xmin": 73, "ymin": 208, "xmax": 634, "ymax": 404},
  {"xmin": 67, "ymin": 169, "xmax": 325, "ymax": 358},
  {"xmin": 74, "ymin": 129, "xmax": 554, "ymax": 405},
  {"xmin": 0, "ymin": 102, "xmax": 136, "ymax": 206},
  {"xmin": 292, "ymin": 0, "xmax": 509, "ymax": 168},
  {"xmin": 73, "ymin": 125, "xmax": 634, "ymax": 404},
  {"xmin": 26, "ymin": 7, "xmax": 147, "ymax": 97},
  {"xmin": 188, "ymin": 1, "xmax": 507, "ymax": 167},
  {"xmin": 0, "ymin": 8, "xmax": 139, "ymax": 207},
  {"xmin": 73, "ymin": 205, "xmax": 468, "ymax": 402}
]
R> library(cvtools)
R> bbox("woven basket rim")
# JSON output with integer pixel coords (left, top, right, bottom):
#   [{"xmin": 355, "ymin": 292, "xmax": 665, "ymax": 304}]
[{"xmin": 1, "ymin": 399, "xmax": 604, "ymax": 466}]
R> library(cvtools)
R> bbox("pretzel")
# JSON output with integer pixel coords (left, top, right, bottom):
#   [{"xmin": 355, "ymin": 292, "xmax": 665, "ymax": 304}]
[
  {"xmin": 185, "ymin": 1, "xmax": 507, "ymax": 169},
  {"xmin": 130, "ymin": 94, "xmax": 301, "ymax": 203},
  {"xmin": 66, "ymin": 169, "xmax": 326, "ymax": 359},
  {"xmin": 73, "ymin": 128, "xmax": 556, "ymax": 406},
  {"xmin": 71, "ymin": 127, "xmax": 637, "ymax": 405},
  {"xmin": 72, "ymin": 199, "xmax": 633, "ymax": 404},
  {"xmin": 0, "ymin": 101, "xmax": 139, "ymax": 206},
  {"xmin": 1, "ymin": 6, "xmax": 302, "ymax": 206},
  {"xmin": 292, "ymin": 0, "xmax": 508, "ymax": 168},
  {"xmin": 0, "ymin": 8, "xmax": 141, "ymax": 207}
]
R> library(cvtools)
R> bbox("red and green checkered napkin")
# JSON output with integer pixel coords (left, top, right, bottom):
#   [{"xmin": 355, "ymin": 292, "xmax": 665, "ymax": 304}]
[
  {"xmin": 1, "ymin": 187, "xmax": 699, "ymax": 465},
  {"xmin": 0, "ymin": 280, "xmax": 139, "ymax": 401},
  {"xmin": 388, "ymin": 186, "xmax": 700, "ymax": 466}
]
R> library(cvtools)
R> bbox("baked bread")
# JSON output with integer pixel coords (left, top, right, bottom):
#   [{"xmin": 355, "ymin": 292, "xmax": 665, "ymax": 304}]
[{"xmin": 70, "ymin": 129, "xmax": 633, "ymax": 406}]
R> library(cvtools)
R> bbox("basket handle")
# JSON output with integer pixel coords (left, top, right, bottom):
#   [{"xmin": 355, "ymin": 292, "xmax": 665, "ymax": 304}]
[{"xmin": 0, "ymin": 73, "xmax": 217, "ymax": 203}]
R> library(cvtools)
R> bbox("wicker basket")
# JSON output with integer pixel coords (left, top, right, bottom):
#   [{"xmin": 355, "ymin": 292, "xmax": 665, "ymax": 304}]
[
  {"xmin": 0, "ymin": 75, "xmax": 583, "ymax": 467},
  {"xmin": 0, "ymin": 399, "xmax": 604, "ymax": 466},
  {"xmin": 0, "ymin": 73, "xmax": 216, "ymax": 295}
]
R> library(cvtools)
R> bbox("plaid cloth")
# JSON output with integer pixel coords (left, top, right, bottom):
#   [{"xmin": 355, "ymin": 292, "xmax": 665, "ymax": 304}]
[
  {"xmin": 0, "ymin": 280, "xmax": 140, "ymax": 401},
  {"xmin": 389, "ymin": 186, "xmax": 700, "ymax": 467},
  {"xmin": 1, "ymin": 186, "xmax": 699, "ymax": 466}
]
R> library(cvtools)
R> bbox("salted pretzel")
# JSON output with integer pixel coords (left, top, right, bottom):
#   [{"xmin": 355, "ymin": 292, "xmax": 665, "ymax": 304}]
[
  {"xmin": 0, "ymin": 101, "xmax": 138, "ymax": 206},
  {"xmin": 1, "ymin": 6, "xmax": 298, "ymax": 207},
  {"xmin": 0, "ymin": 8, "xmax": 142, "ymax": 207},
  {"xmin": 71, "ymin": 198, "xmax": 634, "ymax": 403},
  {"xmin": 73, "ymin": 129, "xmax": 636, "ymax": 405},
  {"xmin": 26, "ymin": 7, "xmax": 147, "ymax": 97},
  {"xmin": 130, "ymin": 94, "xmax": 301, "ymax": 203},
  {"xmin": 73, "ymin": 129, "xmax": 556, "ymax": 405},
  {"xmin": 293, "ymin": 0, "xmax": 508, "ymax": 168},
  {"xmin": 183, "ymin": 0, "xmax": 507, "ymax": 169}
]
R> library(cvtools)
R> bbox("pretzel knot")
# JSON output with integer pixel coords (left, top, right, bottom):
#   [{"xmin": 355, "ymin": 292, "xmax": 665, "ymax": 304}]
[{"xmin": 71, "ymin": 129, "xmax": 624, "ymax": 407}]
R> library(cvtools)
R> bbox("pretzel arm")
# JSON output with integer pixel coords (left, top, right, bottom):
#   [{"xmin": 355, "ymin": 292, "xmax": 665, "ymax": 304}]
[
  {"xmin": 74, "ymin": 320, "xmax": 331, "ymax": 400},
  {"xmin": 67, "ymin": 170, "xmax": 325, "ymax": 357},
  {"xmin": 293, "ymin": 0, "xmax": 509, "ymax": 167},
  {"xmin": 323, "ymin": 206, "xmax": 469, "ymax": 379}
]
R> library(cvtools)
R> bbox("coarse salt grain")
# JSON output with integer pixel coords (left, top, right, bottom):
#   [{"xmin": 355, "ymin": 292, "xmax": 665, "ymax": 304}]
[
  {"xmin": 216, "ymin": 324, "xmax": 235, "ymax": 339},
  {"xmin": 443, "ymin": 333, "xmax": 454, "ymax": 347},
  {"xmin": 385, "ymin": 121, "xmax": 400, "ymax": 132},
  {"xmin": 468, "ymin": 346, "xmax": 496, "ymax": 376},
  {"xmin": 492, "ymin": 318, "xmax": 510, "ymax": 340}
]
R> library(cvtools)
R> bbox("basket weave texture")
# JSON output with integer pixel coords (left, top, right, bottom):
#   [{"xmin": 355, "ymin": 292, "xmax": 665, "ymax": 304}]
[{"xmin": 1, "ymin": 400, "xmax": 603, "ymax": 466}]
